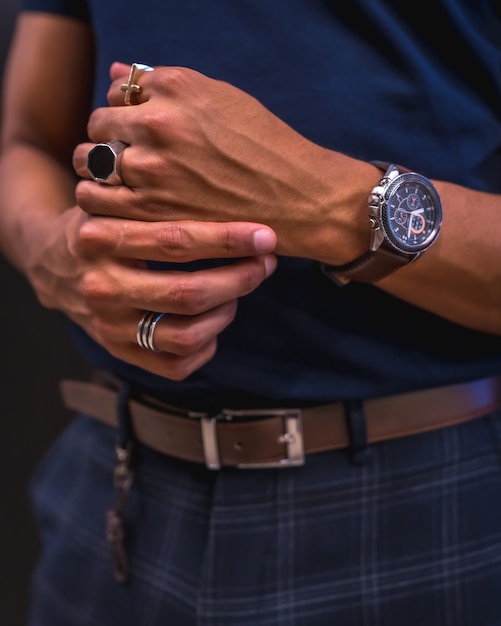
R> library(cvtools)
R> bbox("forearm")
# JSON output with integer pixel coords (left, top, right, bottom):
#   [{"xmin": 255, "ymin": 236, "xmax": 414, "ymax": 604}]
[
  {"xmin": 0, "ymin": 11, "xmax": 94, "ymax": 277},
  {"xmin": 73, "ymin": 63, "xmax": 501, "ymax": 336},
  {"xmin": 0, "ymin": 142, "xmax": 77, "ymax": 276},
  {"xmin": 377, "ymin": 180, "xmax": 501, "ymax": 335},
  {"xmin": 297, "ymin": 155, "xmax": 501, "ymax": 334},
  {"xmin": 285, "ymin": 159, "xmax": 501, "ymax": 336}
]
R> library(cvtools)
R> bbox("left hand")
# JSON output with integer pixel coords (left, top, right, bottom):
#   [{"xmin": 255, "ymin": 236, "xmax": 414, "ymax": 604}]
[{"xmin": 73, "ymin": 62, "xmax": 351, "ymax": 260}]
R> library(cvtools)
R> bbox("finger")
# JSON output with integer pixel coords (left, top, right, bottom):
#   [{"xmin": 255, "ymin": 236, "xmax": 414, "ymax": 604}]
[
  {"xmin": 109, "ymin": 61, "xmax": 132, "ymax": 83},
  {"xmin": 74, "ymin": 140, "xmax": 137, "ymax": 188},
  {"xmin": 81, "ymin": 255, "xmax": 277, "ymax": 316},
  {"xmin": 77, "ymin": 218, "xmax": 277, "ymax": 262},
  {"xmin": 85, "ymin": 105, "xmax": 141, "ymax": 146},
  {"xmin": 92, "ymin": 299, "xmax": 237, "ymax": 358},
  {"xmin": 73, "ymin": 141, "xmax": 99, "ymax": 180},
  {"xmin": 132, "ymin": 338, "xmax": 218, "ymax": 381},
  {"xmin": 134, "ymin": 301, "xmax": 237, "ymax": 357},
  {"xmin": 108, "ymin": 62, "xmax": 156, "ymax": 108},
  {"xmin": 110, "ymin": 333, "xmax": 218, "ymax": 382},
  {"xmin": 76, "ymin": 174, "xmax": 138, "ymax": 210},
  {"xmin": 76, "ymin": 142, "xmax": 160, "ymax": 193},
  {"xmin": 107, "ymin": 65, "xmax": 206, "ymax": 109}
]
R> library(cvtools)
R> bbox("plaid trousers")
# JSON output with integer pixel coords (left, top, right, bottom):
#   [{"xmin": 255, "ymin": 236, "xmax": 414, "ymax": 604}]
[{"xmin": 29, "ymin": 410, "xmax": 501, "ymax": 625}]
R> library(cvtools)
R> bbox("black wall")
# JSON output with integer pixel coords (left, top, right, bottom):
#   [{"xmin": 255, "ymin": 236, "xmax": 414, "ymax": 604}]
[{"xmin": 0, "ymin": 5, "xmax": 90, "ymax": 624}]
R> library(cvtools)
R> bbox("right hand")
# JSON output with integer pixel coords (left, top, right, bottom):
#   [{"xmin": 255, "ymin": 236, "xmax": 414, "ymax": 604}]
[{"xmin": 27, "ymin": 206, "xmax": 277, "ymax": 380}]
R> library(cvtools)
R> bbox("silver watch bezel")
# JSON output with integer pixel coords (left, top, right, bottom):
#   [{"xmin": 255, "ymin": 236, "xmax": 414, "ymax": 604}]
[{"xmin": 369, "ymin": 166, "xmax": 442, "ymax": 256}]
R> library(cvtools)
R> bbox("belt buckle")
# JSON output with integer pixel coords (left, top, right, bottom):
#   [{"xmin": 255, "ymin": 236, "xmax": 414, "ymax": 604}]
[{"xmin": 193, "ymin": 408, "xmax": 305, "ymax": 470}]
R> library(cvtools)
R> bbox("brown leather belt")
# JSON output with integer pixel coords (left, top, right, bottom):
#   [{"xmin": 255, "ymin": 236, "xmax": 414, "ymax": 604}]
[{"xmin": 60, "ymin": 375, "xmax": 501, "ymax": 470}]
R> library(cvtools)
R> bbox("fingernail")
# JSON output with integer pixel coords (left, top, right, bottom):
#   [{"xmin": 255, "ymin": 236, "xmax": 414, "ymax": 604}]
[
  {"xmin": 253, "ymin": 228, "xmax": 276, "ymax": 253},
  {"xmin": 264, "ymin": 255, "xmax": 277, "ymax": 277}
]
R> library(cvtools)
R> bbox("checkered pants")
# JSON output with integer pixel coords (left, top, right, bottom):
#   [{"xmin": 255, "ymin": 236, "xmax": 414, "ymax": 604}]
[{"xmin": 29, "ymin": 410, "xmax": 501, "ymax": 625}]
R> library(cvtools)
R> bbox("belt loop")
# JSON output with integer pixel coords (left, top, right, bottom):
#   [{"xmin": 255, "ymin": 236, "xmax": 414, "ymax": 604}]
[
  {"xmin": 343, "ymin": 400, "xmax": 372, "ymax": 466},
  {"xmin": 105, "ymin": 381, "xmax": 136, "ymax": 584}
]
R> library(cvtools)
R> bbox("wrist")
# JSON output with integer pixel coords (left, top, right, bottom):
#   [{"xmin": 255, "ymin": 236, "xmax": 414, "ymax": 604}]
[
  {"xmin": 294, "ymin": 153, "xmax": 381, "ymax": 264},
  {"xmin": 321, "ymin": 162, "xmax": 443, "ymax": 285}
]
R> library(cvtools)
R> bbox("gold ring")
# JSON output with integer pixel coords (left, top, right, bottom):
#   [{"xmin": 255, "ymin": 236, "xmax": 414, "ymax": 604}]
[{"xmin": 120, "ymin": 62, "xmax": 154, "ymax": 105}]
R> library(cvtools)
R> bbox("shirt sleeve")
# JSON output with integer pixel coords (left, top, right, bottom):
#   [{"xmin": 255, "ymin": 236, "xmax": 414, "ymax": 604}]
[{"xmin": 19, "ymin": 0, "xmax": 90, "ymax": 22}]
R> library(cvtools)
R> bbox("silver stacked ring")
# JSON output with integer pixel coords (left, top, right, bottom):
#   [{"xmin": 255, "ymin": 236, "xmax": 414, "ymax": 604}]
[{"xmin": 136, "ymin": 311, "xmax": 165, "ymax": 352}]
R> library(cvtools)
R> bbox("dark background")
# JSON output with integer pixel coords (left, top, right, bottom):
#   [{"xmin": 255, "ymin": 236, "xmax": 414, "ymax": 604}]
[{"xmin": 0, "ymin": 4, "xmax": 90, "ymax": 624}]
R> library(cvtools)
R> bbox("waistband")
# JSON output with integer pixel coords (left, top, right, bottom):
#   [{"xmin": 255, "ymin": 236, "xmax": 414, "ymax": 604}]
[{"xmin": 59, "ymin": 375, "xmax": 501, "ymax": 470}]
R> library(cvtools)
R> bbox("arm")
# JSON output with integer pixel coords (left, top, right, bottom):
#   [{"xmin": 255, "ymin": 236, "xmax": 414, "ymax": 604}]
[
  {"xmin": 0, "ymin": 12, "xmax": 94, "ymax": 272},
  {"xmin": 73, "ymin": 63, "xmax": 501, "ymax": 336},
  {"xmin": 0, "ymin": 14, "xmax": 277, "ymax": 381}
]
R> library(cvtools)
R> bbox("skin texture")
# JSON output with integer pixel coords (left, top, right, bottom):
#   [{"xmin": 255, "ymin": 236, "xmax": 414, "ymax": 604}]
[
  {"xmin": 0, "ymin": 15, "xmax": 277, "ymax": 380},
  {"xmin": 73, "ymin": 61, "xmax": 501, "ymax": 335},
  {"xmin": 1, "ymin": 14, "xmax": 501, "ymax": 383}
]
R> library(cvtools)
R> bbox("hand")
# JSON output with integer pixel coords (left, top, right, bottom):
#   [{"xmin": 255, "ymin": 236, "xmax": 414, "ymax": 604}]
[
  {"xmin": 72, "ymin": 62, "xmax": 342, "ymax": 259},
  {"xmin": 27, "ymin": 207, "xmax": 277, "ymax": 380}
]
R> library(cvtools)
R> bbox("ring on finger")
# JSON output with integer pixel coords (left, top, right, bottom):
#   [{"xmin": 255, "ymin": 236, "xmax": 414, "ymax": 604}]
[
  {"xmin": 87, "ymin": 140, "xmax": 128, "ymax": 185},
  {"xmin": 136, "ymin": 311, "xmax": 165, "ymax": 352},
  {"xmin": 120, "ymin": 62, "xmax": 154, "ymax": 106}
]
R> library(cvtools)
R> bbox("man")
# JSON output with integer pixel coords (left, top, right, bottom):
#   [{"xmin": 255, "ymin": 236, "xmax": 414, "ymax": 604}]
[{"xmin": 1, "ymin": 1, "xmax": 501, "ymax": 624}]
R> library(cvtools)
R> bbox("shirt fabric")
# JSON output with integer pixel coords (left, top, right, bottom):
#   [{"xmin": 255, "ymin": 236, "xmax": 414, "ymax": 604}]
[
  {"xmin": 21, "ymin": 0, "xmax": 501, "ymax": 406},
  {"xmin": 18, "ymin": 3, "xmax": 501, "ymax": 624}
]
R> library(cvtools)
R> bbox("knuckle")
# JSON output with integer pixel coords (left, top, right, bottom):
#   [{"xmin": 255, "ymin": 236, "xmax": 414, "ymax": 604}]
[
  {"xmin": 137, "ymin": 150, "xmax": 165, "ymax": 178},
  {"xmin": 170, "ymin": 326, "xmax": 203, "ymax": 356},
  {"xmin": 158, "ymin": 66, "xmax": 193, "ymax": 92},
  {"xmin": 239, "ymin": 263, "xmax": 262, "ymax": 295},
  {"xmin": 140, "ymin": 108, "xmax": 177, "ymax": 139},
  {"xmin": 78, "ymin": 272, "xmax": 101, "ymax": 303},
  {"xmin": 222, "ymin": 227, "xmax": 239, "ymax": 254},
  {"xmin": 79, "ymin": 270, "xmax": 114, "ymax": 304},
  {"xmin": 167, "ymin": 276, "xmax": 209, "ymax": 314},
  {"xmin": 158, "ymin": 223, "xmax": 190, "ymax": 257},
  {"xmin": 75, "ymin": 219, "xmax": 107, "ymax": 256}
]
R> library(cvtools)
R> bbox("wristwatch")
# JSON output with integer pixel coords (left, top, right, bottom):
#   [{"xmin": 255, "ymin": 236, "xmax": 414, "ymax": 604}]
[{"xmin": 322, "ymin": 161, "xmax": 442, "ymax": 285}]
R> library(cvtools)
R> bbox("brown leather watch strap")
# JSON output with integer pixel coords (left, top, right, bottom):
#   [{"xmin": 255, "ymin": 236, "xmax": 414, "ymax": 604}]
[
  {"xmin": 371, "ymin": 160, "xmax": 411, "ymax": 174},
  {"xmin": 321, "ymin": 245, "xmax": 416, "ymax": 285},
  {"xmin": 322, "ymin": 161, "xmax": 424, "ymax": 285}
]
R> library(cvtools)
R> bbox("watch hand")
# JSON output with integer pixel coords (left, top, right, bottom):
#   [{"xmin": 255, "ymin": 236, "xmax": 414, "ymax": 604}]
[{"xmin": 407, "ymin": 208, "xmax": 424, "ymax": 238}]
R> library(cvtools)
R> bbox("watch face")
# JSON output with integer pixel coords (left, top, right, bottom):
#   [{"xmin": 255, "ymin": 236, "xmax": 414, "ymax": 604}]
[{"xmin": 381, "ymin": 172, "xmax": 442, "ymax": 254}]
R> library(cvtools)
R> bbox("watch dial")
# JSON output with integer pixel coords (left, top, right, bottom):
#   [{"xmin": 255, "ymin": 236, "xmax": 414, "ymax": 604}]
[{"xmin": 382, "ymin": 173, "xmax": 442, "ymax": 253}]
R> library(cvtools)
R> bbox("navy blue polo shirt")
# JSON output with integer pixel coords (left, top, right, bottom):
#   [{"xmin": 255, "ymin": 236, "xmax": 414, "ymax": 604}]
[{"xmin": 20, "ymin": 0, "xmax": 501, "ymax": 405}]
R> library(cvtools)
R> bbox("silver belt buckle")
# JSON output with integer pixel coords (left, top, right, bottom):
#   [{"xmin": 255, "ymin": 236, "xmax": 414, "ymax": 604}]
[{"xmin": 194, "ymin": 408, "xmax": 305, "ymax": 470}]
